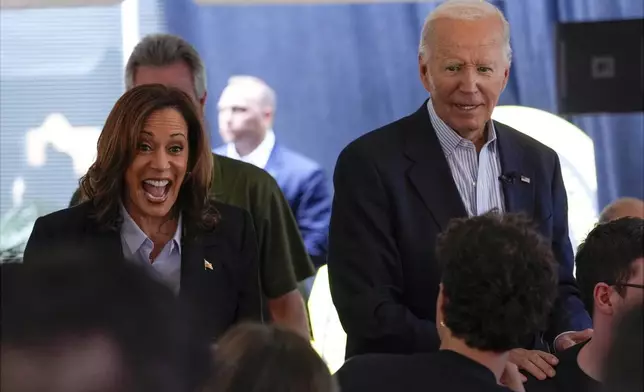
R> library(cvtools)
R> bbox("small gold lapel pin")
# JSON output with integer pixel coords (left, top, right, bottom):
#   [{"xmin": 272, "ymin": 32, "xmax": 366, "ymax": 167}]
[{"xmin": 204, "ymin": 259, "xmax": 213, "ymax": 271}]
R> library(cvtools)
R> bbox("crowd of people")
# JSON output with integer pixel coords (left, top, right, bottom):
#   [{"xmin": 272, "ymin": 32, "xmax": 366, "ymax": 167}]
[{"xmin": 1, "ymin": 1, "xmax": 643, "ymax": 391}]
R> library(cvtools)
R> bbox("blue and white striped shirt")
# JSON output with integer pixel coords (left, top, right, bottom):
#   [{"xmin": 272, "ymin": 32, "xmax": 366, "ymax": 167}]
[{"xmin": 427, "ymin": 100, "xmax": 505, "ymax": 217}]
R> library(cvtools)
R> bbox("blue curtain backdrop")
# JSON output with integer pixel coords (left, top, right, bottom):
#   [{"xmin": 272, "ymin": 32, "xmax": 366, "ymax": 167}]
[{"xmin": 163, "ymin": 0, "xmax": 643, "ymax": 210}]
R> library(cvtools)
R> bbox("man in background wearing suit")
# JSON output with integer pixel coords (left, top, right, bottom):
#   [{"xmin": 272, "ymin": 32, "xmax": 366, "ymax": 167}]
[
  {"xmin": 328, "ymin": 0, "xmax": 592, "ymax": 380},
  {"xmin": 214, "ymin": 76, "xmax": 332, "ymax": 270}
]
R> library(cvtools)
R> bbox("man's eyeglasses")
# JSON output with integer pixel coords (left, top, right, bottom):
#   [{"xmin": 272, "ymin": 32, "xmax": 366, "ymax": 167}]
[{"xmin": 605, "ymin": 281, "xmax": 644, "ymax": 290}]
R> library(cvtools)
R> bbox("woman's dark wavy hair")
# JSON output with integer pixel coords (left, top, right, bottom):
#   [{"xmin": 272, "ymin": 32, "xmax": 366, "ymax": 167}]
[
  {"xmin": 436, "ymin": 212, "xmax": 558, "ymax": 352},
  {"xmin": 79, "ymin": 84, "xmax": 218, "ymax": 233}
]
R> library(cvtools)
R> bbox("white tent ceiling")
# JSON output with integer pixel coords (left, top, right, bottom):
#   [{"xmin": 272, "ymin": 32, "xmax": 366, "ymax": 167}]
[
  {"xmin": 1, "ymin": 0, "xmax": 438, "ymax": 9},
  {"xmin": 1, "ymin": 0, "xmax": 120, "ymax": 8}
]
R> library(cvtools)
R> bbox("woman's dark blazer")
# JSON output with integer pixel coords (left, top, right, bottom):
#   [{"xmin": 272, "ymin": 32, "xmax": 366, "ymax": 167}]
[{"xmin": 23, "ymin": 199, "xmax": 263, "ymax": 341}]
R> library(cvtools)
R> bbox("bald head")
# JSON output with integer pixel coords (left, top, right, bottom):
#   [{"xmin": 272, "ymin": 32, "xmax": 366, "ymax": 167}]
[
  {"xmin": 599, "ymin": 198, "xmax": 644, "ymax": 224},
  {"xmin": 225, "ymin": 75, "xmax": 276, "ymax": 110},
  {"xmin": 217, "ymin": 75, "xmax": 277, "ymax": 151}
]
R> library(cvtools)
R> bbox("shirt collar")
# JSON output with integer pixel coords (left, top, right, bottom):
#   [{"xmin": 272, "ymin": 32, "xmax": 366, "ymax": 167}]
[
  {"xmin": 226, "ymin": 129, "xmax": 276, "ymax": 169},
  {"xmin": 426, "ymin": 99, "xmax": 497, "ymax": 156},
  {"xmin": 119, "ymin": 202, "xmax": 182, "ymax": 255}
]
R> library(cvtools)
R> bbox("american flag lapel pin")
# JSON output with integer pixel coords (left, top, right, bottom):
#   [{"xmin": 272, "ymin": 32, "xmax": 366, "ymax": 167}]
[
  {"xmin": 520, "ymin": 175, "xmax": 531, "ymax": 184},
  {"xmin": 204, "ymin": 259, "xmax": 213, "ymax": 271}
]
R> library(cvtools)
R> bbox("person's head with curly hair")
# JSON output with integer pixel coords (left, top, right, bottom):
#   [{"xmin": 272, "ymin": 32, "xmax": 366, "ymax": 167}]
[{"xmin": 435, "ymin": 212, "xmax": 558, "ymax": 353}]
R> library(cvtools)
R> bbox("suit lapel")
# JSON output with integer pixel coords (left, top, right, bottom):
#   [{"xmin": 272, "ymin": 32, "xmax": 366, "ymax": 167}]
[
  {"xmin": 82, "ymin": 209, "xmax": 124, "ymax": 262},
  {"xmin": 179, "ymin": 228, "xmax": 237, "ymax": 340},
  {"xmin": 495, "ymin": 122, "xmax": 536, "ymax": 217},
  {"xmin": 404, "ymin": 102, "xmax": 467, "ymax": 230},
  {"xmin": 179, "ymin": 231, "xmax": 220, "ymax": 338},
  {"xmin": 264, "ymin": 143, "xmax": 282, "ymax": 179},
  {"xmin": 97, "ymin": 230, "xmax": 124, "ymax": 262},
  {"xmin": 179, "ymin": 232, "xmax": 206, "ymax": 304}
]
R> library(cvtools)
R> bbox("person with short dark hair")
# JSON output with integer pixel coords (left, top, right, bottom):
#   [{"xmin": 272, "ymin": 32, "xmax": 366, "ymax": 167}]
[
  {"xmin": 24, "ymin": 84, "xmax": 263, "ymax": 341},
  {"xmin": 604, "ymin": 306, "xmax": 643, "ymax": 392},
  {"xmin": 0, "ymin": 256, "xmax": 211, "ymax": 392},
  {"xmin": 206, "ymin": 323, "xmax": 338, "ymax": 392},
  {"xmin": 525, "ymin": 217, "xmax": 644, "ymax": 392},
  {"xmin": 335, "ymin": 213, "xmax": 558, "ymax": 392}
]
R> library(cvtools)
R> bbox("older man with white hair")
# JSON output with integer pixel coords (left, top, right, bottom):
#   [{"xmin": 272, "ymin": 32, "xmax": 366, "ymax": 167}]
[{"xmin": 328, "ymin": 0, "xmax": 592, "ymax": 380}]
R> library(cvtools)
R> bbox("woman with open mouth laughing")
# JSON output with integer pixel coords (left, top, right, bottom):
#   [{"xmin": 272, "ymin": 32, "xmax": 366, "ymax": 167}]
[{"xmin": 23, "ymin": 84, "xmax": 263, "ymax": 342}]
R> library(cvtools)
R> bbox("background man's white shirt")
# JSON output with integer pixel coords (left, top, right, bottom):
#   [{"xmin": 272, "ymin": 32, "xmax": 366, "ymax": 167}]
[{"xmin": 226, "ymin": 129, "xmax": 276, "ymax": 169}]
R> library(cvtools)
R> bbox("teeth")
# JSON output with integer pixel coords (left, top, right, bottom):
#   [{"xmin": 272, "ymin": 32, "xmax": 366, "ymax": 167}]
[
  {"xmin": 145, "ymin": 193, "xmax": 167, "ymax": 201},
  {"xmin": 144, "ymin": 179, "xmax": 169, "ymax": 187},
  {"xmin": 456, "ymin": 105, "xmax": 476, "ymax": 110}
]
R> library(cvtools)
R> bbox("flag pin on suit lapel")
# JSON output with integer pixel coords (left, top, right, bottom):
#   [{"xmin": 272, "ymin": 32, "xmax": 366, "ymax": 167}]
[{"xmin": 204, "ymin": 259, "xmax": 213, "ymax": 271}]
